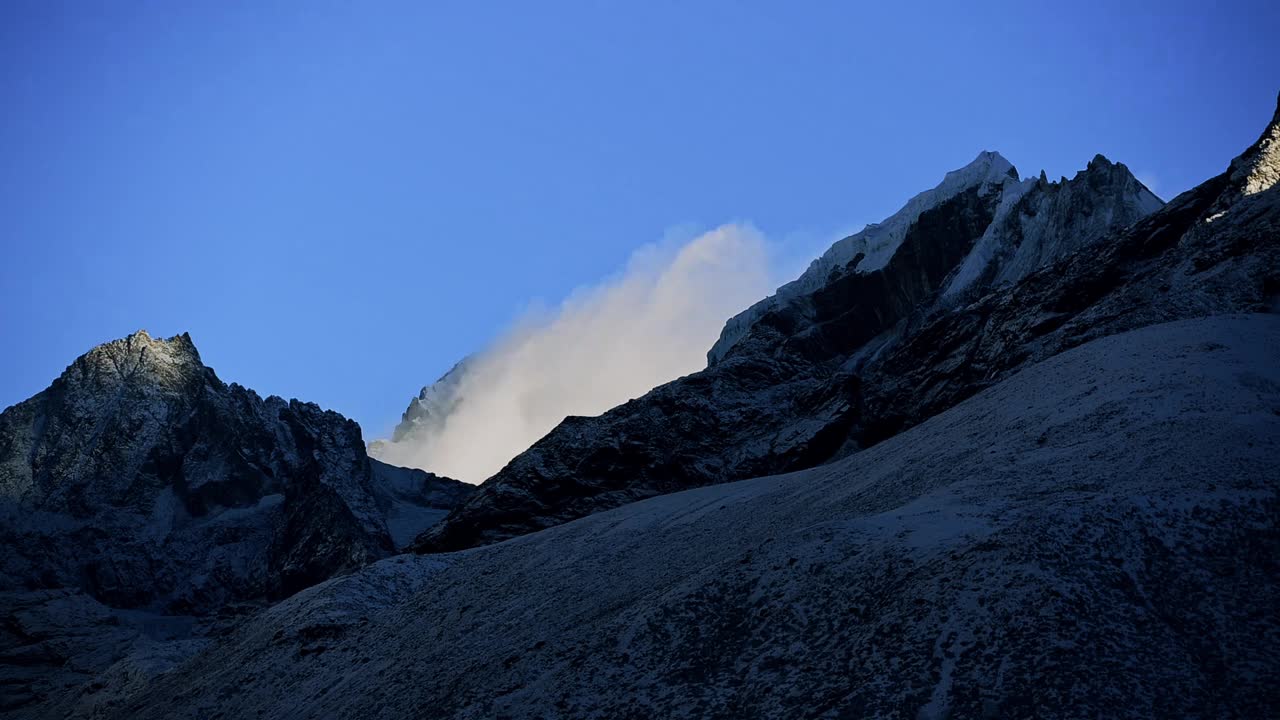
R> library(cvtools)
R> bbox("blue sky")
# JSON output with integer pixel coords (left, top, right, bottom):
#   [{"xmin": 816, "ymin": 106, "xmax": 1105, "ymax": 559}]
[{"xmin": 1, "ymin": 0, "xmax": 1276, "ymax": 437}]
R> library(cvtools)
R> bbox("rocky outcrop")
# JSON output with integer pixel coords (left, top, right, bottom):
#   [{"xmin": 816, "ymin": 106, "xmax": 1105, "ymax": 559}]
[
  {"xmin": 413, "ymin": 140, "xmax": 1202, "ymax": 553},
  {"xmin": 0, "ymin": 331, "xmax": 474, "ymax": 717},
  {"xmin": 380, "ymin": 356, "xmax": 473, "ymax": 446},
  {"xmin": 1233, "ymin": 93, "xmax": 1280, "ymax": 198}
]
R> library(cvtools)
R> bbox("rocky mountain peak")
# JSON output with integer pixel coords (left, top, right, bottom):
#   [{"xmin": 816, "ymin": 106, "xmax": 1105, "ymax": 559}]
[
  {"xmin": 382, "ymin": 355, "xmax": 474, "ymax": 445},
  {"xmin": 1078, "ymin": 154, "xmax": 1142, "ymax": 191},
  {"xmin": 962, "ymin": 148, "xmax": 1018, "ymax": 179},
  {"xmin": 709, "ymin": 149, "xmax": 1164, "ymax": 366},
  {"xmin": 941, "ymin": 152, "xmax": 1163, "ymax": 300},
  {"xmin": 951, "ymin": 150, "xmax": 1018, "ymax": 183},
  {"xmin": 1065, "ymin": 154, "xmax": 1158, "ymax": 212},
  {"xmin": 0, "ymin": 328, "xmax": 476, "ymax": 612},
  {"xmin": 1231, "ymin": 92, "xmax": 1280, "ymax": 197},
  {"xmin": 67, "ymin": 329, "xmax": 205, "ymax": 395},
  {"xmin": 706, "ymin": 151, "xmax": 1021, "ymax": 365},
  {"xmin": 0, "ymin": 328, "xmax": 478, "ymax": 715},
  {"xmin": 93, "ymin": 328, "xmax": 198, "ymax": 361}
]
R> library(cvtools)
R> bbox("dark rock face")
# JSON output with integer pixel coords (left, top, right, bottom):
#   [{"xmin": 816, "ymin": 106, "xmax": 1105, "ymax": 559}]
[
  {"xmin": 8, "ymin": 333, "xmax": 339, "ymax": 611},
  {"xmin": 414, "ymin": 108, "xmax": 1278, "ymax": 555},
  {"xmin": 0, "ymin": 332, "xmax": 474, "ymax": 716},
  {"xmin": 367, "ymin": 459, "xmax": 476, "ymax": 549}
]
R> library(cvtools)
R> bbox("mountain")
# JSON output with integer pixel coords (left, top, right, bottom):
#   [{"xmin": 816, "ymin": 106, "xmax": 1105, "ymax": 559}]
[
  {"xmin": 380, "ymin": 356, "xmax": 474, "ymax": 446},
  {"xmin": 0, "ymin": 331, "xmax": 472, "ymax": 716},
  {"xmin": 411, "ymin": 147, "xmax": 1188, "ymax": 553},
  {"xmin": 104, "ymin": 314, "xmax": 1280, "ymax": 719},
  {"xmin": 5, "ymin": 96, "xmax": 1278, "ymax": 720},
  {"xmin": 708, "ymin": 150, "xmax": 1024, "ymax": 363},
  {"xmin": 414, "ymin": 99, "xmax": 1279, "ymax": 554}
]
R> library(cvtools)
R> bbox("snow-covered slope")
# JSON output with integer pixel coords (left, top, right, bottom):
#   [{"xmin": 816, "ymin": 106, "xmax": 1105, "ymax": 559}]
[
  {"xmin": 104, "ymin": 315, "xmax": 1280, "ymax": 719},
  {"xmin": 708, "ymin": 151, "xmax": 1020, "ymax": 364},
  {"xmin": 942, "ymin": 155, "xmax": 1163, "ymax": 300},
  {"xmin": 712, "ymin": 152, "xmax": 1162, "ymax": 365}
]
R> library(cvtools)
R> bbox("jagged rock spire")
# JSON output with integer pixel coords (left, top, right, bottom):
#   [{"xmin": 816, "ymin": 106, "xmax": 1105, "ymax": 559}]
[{"xmin": 1232, "ymin": 91, "xmax": 1280, "ymax": 196}]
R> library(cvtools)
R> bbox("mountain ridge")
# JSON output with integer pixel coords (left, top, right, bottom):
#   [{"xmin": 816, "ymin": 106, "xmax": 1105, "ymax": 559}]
[
  {"xmin": 2, "ymin": 97, "xmax": 1277, "ymax": 720},
  {"xmin": 712, "ymin": 149, "xmax": 1021, "ymax": 364},
  {"xmin": 0, "ymin": 330, "xmax": 474, "ymax": 716},
  {"xmin": 106, "ymin": 313, "xmax": 1280, "ymax": 720},
  {"xmin": 411, "ymin": 143, "xmax": 1196, "ymax": 553}
]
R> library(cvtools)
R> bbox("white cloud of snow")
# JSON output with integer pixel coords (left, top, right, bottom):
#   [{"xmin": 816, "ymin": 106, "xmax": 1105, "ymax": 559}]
[{"xmin": 374, "ymin": 223, "xmax": 779, "ymax": 482}]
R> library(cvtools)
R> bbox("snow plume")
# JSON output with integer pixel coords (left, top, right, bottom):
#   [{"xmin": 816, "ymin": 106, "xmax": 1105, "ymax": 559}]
[{"xmin": 373, "ymin": 224, "xmax": 776, "ymax": 483}]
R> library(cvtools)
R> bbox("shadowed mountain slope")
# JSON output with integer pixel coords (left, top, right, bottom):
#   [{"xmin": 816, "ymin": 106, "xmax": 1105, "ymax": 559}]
[
  {"xmin": 108, "ymin": 314, "xmax": 1280, "ymax": 720},
  {"xmin": 0, "ymin": 331, "xmax": 473, "ymax": 716}
]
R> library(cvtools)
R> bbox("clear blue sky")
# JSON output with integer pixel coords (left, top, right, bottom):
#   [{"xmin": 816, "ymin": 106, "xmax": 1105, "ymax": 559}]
[{"xmin": 1, "ymin": 1, "xmax": 1276, "ymax": 437}]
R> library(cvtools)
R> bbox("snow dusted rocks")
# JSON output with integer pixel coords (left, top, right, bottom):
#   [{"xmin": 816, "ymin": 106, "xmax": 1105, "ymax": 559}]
[
  {"xmin": 941, "ymin": 154, "xmax": 1163, "ymax": 300},
  {"xmin": 109, "ymin": 315, "xmax": 1280, "ymax": 719},
  {"xmin": 415, "ymin": 100, "xmax": 1280, "ymax": 555},
  {"xmin": 709, "ymin": 150, "xmax": 1021, "ymax": 364},
  {"xmin": 0, "ymin": 331, "xmax": 472, "ymax": 717},
  {"xmin": 411, "ymin": 156, "xmax": 1184, "ymax": 553},
  {"xmin": 860, "ymin": 109, "xmax": 1280, "ymax": 446},
  {"xmin": 419, "ymin": 98, "xmax": 1280, "ymax": 558},
  {"xmin": 408, "ymin": 160, "xmax": 1019, "ymax": 552},
  {"xmin": 380, "ymin": 356, "xmax": 473, "ymax": 446}
]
